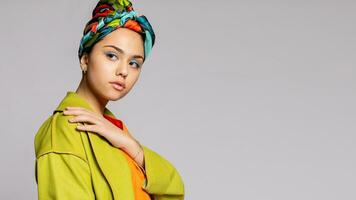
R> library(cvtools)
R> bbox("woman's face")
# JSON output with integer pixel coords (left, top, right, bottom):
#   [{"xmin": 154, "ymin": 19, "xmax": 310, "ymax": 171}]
[{"xmin": 80, "ymin": 27, "xmax": 145, "ymax": 102}]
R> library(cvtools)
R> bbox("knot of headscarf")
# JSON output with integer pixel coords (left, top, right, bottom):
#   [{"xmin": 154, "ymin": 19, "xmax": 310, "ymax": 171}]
[{"xmin": 78, "ymin": 0, "xmax": 156, "ymax": 61}]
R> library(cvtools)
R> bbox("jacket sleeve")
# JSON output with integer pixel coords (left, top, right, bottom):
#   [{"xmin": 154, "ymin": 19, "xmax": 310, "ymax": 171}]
[
  {"xmin": 35, "ymin": 152, "xmax": 95, "ymax": 200},
  {"xmin": 140, "ymin": 145, "xmax": 185, "ymax": 200}
]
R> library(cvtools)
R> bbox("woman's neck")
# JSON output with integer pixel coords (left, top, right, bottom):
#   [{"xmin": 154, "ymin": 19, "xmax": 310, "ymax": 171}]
[{"xmin": 75, "ymin": 77, "xmax": 108, "ymax": 116}]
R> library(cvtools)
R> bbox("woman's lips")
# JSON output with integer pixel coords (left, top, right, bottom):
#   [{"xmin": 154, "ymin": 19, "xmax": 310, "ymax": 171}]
[{"xmin": 111, "ymin": 83, "xmax": 124, "ymax": 91}]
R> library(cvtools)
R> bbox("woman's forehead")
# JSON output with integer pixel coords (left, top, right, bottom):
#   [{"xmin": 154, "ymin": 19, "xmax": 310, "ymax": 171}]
[{"xmin": 96, "ymin": 30, "xmax": 144, "ymax": 57}]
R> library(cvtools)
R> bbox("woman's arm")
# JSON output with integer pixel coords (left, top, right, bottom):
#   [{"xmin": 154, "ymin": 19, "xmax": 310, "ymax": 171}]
[
  {"xmin": 121, "ymin": 138, "xmax": 185, "ymax": 199},
  {"xmin": 121, "ymin": 124, "xmax": 185, "ymax": 198},
  {"xmin": 82, "ymin": 122, "xmax": 185, "ymax": 198},
  {"xmin": 63, "ymin": 107, "xmax": 185, "ymax": 198},
  {"xmin": 120, "ymin": 135, "xmax": 146, "ymax": 171},
  {"xmin": 35, "ymin": 152, "xmax": 95, "ymax": 200},
  {"xmin": 140, "ymin": 145, "xmax": 185, "ymax": 199},
  {"xmin": 63, "ymin": 107, "xmax": 144, "ymax": 167},
  {"xmin": 87, "ymin": 124, "xmax": 185, "ymax": 199}
]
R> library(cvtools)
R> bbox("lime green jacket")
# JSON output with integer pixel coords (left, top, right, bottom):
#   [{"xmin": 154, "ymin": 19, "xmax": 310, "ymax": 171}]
[{"xmin": 34, "ymin": 91, "xmax": 185, "ymax": 200}]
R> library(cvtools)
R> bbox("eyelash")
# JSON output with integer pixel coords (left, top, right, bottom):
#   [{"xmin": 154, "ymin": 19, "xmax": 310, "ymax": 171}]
[
  {"xmin": 105, "ymin": 52, "xmax": 141, "ymax": 68},
  {"xmin": 130, "ymin": 61, "xmax": 141, "ymax": 68},
  {"xmin": 106, "ymin": 52, "xmax": 118, "ymax": 60}
]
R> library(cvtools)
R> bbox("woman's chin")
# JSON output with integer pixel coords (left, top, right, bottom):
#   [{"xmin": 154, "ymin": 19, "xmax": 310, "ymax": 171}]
[{"xmin": 107, "ymin": 89, "xmax": 126, "ymax": 101}]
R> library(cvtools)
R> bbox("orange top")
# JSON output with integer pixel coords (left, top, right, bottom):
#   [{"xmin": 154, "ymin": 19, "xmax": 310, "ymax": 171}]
[{"xmin": 103, "ymin": 114, "xmax": 152, "ymax": 200}]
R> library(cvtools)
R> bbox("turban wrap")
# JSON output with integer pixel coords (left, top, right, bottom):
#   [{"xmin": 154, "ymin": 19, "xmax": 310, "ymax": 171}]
[{"xmin": 78, "ymin": 0, "xmax": 156, "ymax": 61}]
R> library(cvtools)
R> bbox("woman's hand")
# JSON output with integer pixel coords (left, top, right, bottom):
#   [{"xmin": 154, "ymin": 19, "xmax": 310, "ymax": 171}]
[
  {"xmin": 62, "ymin": 106, "xmax": 145, "ymax": 169},
  {"xmin": 63, "ymin": 106, "xmax": 130, "ymax": 148}
]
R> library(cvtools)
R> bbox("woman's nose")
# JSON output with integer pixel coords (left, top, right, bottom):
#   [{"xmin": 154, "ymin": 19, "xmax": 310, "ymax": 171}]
[{"xmin": 116, "ymin": 62, "xmax": 128, "ymax": 78}]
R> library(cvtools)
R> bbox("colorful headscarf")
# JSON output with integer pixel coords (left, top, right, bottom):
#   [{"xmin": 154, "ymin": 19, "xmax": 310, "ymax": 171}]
[{"xmin": 78, "ymin": 0, "xmax": 156, "ymax": 61}]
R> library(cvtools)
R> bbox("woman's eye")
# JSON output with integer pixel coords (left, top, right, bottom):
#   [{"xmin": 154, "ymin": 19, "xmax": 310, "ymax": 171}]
[
  {"xmin": 129, "ymin": 60, "xmax": 141, "ymax": 68},
  {"xmin": 106, "ymin": 52, "xmax": 118, "ymax": 61}
]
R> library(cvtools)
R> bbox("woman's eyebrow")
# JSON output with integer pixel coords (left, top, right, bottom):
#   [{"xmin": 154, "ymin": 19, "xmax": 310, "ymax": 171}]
[{"xmin": 103, "ymin": 45, "xmax": 144, "ymax": 60}]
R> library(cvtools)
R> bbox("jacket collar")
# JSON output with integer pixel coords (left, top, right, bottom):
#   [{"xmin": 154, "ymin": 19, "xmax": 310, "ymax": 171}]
[
  {"xmin": 53, "ymin": 91, "xmax": 115, "ymax": 118},
  {"xmin": 54, "ymin": 91, "xmax": 135, "ymax": 199}
]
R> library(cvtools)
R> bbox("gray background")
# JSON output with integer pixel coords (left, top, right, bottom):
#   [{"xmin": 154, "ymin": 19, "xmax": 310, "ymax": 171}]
[{"xmin": 0, "ymin": 0, "xmax": 355, "ymax": 199}]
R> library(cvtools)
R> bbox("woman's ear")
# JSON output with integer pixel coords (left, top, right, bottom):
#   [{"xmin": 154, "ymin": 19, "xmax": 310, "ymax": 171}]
[{"xmin": 80, "ymin": 52, "xmax": 89, "ymax": 71}]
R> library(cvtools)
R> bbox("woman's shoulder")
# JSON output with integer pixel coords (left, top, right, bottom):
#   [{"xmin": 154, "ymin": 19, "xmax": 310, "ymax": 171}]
[{"xmin": 34, "ymin": 111, "xmax": 87, "ymax": 162}]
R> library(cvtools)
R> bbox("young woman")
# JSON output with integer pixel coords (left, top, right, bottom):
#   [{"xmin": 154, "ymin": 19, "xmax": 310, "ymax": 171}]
[{"xmin": 34, "ymin": 0, "xmax": 185, "ymax": 199}]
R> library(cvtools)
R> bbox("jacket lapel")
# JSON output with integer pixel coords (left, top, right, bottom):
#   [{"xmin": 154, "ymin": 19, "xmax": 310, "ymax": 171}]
[{"xmin": 53, "ymin": 91, "xmax": 135, "ymax": 200}]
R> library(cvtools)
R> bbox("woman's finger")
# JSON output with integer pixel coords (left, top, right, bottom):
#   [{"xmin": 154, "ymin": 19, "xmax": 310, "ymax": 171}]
[
  {"xmin": 63, "ymin": 108, "xmax": 84, "ymax": 116},
  {"xmin": 64, "ymin": 107, "xmax": 101, "ymax": 121},
  {"xmin": 65, "ymin": 106, "xmax": 86, "ymax": 110},
  {"xmin": 76, "ymin": 123, "xmax": 98, "ymax": 133},
  {"xmin": 64, "ymin": 108, "xmax": 99, "ymax": 123},
  {"xmin": 68, "ymin": 113, "xmax": 98, "ymax": 125},
  {"xmin": 64, "ymin": 107, "xmax": 110, "ymax": 138}
]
